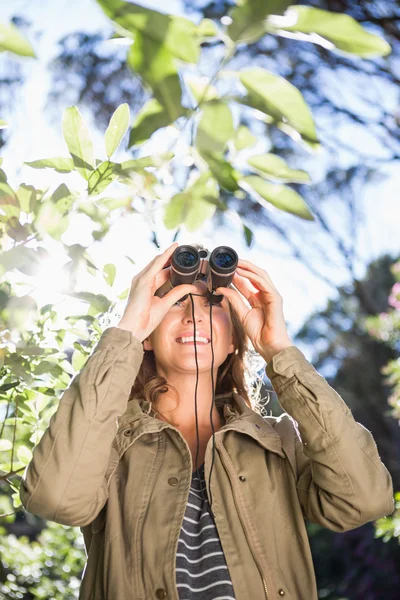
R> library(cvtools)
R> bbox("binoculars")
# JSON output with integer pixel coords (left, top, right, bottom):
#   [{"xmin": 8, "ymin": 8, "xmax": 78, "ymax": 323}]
[{"xmin": 155, "ymin": 243, "xmax": 239, "ymax": 304}]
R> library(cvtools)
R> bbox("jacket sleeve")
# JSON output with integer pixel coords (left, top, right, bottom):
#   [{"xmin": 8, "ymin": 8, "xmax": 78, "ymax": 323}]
[
  {"xmin": 265, "ymin": 345, "xmax": 395, "ymax": 532},
  {"xmin": 19, "ymin": 326, "xmax": 144, "ymax": 527}
]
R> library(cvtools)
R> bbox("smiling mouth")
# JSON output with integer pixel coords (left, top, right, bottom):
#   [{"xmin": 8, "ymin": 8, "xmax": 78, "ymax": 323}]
[{"xmin": 176, "ymin": 341, "xmax": 210, "ymax": 346}]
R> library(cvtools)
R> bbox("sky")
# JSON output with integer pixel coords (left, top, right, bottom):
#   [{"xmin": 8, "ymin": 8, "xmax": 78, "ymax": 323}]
[{"xmin": 1, "ymin": 0, "xmax": 399, "ymax": 365}]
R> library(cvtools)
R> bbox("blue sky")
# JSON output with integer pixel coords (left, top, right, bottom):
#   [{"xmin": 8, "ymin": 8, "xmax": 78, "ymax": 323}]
[{"xmin": 1, "ymin": 0, "xmax": 399, "ymax": 364}]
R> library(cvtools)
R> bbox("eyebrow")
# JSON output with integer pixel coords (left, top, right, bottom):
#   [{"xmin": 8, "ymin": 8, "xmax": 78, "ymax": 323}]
[{"xmin": 190, "ymin": 293, "xmax": 226, "ymax": 304}]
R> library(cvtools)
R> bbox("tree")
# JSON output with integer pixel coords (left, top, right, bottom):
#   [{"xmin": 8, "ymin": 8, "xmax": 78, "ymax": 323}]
[
  {"xmin": 367, "ymin": 258, "xmax": 400, "ymax": 545},
  {"xmin": 0, "ymin": 17, "xmax": 36, "ymax": 150},
  {"xmin": 0, "ymin": 1, "xmax": 394, "ymax": 597},
  {"xmin": 291, "ymin": 253, "xmax": 400, "ymax": 598}
]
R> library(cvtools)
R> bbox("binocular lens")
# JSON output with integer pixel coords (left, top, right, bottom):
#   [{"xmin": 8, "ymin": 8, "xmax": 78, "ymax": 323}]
[
  {"xmin": 214, "ymin": 251, "xmax": 236, "ymax": 268},
  {"xmin": 175, "ymin": 250, "xmax": 198, "ymax": 268}
]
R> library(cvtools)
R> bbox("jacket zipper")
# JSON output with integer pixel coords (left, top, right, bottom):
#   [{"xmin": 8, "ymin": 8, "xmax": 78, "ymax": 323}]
[{"xmin": 215, "ymin": 437, "xmax": 269, "ymax": 600}]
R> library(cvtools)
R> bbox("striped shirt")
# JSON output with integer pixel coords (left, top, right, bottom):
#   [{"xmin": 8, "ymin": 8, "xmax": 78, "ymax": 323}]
[{"xmin": 175, "ymin": 462, "xmax": 236, "ymax": 600}]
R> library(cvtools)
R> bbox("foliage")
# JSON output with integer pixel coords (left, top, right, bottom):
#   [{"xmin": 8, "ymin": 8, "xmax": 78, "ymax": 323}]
[
  {"xmin": 307, "ymin": 520, "xmax": 400, "ymax": 600},
  {"xmin": 0, "ymin": 20, "xmax": 35, "ymax": 132},
  {"xmin": 293, "ymin": 253, "xmax": 400, "ymax": 595},
  {"xmin": 0, "ymin": 21, "xmax": 35, "ymax": 59},
  {"xmin": 365, "ymin": 259, "xmax": 400, "ymax": 543},
  {"xmin": 0, "ymin": 0, "xmax": 393, "ymax": 596},
  {"xmin": 0, "ymin": 520, "xmax": 85, "ymax": 599}
]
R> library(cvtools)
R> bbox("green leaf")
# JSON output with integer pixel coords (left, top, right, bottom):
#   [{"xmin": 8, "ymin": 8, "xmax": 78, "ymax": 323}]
[
  {"xmin": 199, "ymin": 152, "xmax": 240, "ymax": 192},
  {"xmin": 0, "ymin": 439, "xmax": 12, "ymax": 451},
  {"xmin": 128, "ymin": 98, "xmax": 179, "ymax": 147},
  {"xmin": 103, "ymin": 263, "xmax": 116, "ymax": 286},
  {"xmin": 11, "ymin": 491, "xmax": 22, "ymax": 508},
  {"xmin": 66, "ymin": 292, "xmax": 112, "ymax": 314},
  {"xmin": 0, "ymin": 120, "xmax": 8, "ymax": 129},
  {"xmin": 0, "ymin": 246, "xmax": 38, "ymax": 277},
  {"xmin": 88, "ymin": 161, "xmax": 120, "ymax": 195},
  {"xmin": 17, "ymin": 445, "xmax": 32, "ymax": 466},
  {"xmin": 65, "ymin": 244, "xmax": 98, "ymax": 275},
  {"xmin": 119, "ymin": 152, "xmax": 174, "ymax": 171},
  {"xmin": 227, "ymin": 0, "xmax": 291, "ymax": 44},
  {"xmin": 0, "ymin": 382, "xmax": 19, "ymax": 393},
  {"xmin": 239, "ymin": 68, "xmax": 319, "ymax": 147},
  {"xmin": 233, "ymin": 125, "xmax": 257, "ymax": 151},
  {"xmin": 16, "ymin": 184, "xmax": 38, "ymax": 214},
  {"xmin": 34, "ymin": 186, "xmax": 74, "ymax": 241},
  {"xmin": 127, "ymin": 32, "xmax": 186, "ymax": 122},
  {"xmin": 240, "ymin": 175, "xmax": 314, "ymax": 220},
  {"xmin": 164, "ymin": 172, "xmax": 219, "ymax": 231},
  {"xmin": 24, "ymin": 157, "xmax": 76, "ymax": 173},
  {"xmin": 62, "ymin": 106, "xmax": 95, "ymax": 180},
  {"xmin": 0, "ymin": 173, "xmax": 19, "ymax": 219},
  {"xmin": 266, "ymin": 6, "xmax": 391, "ymax": 58},
  {"xmin": 51, "ymin": 184, "xmax": 75, "ymax": 213},
  {"xmin": 196, "ymin": 101, "xmax": 234, "ymax": 154},
  {"xmin": 197, "ymin": 18, "xmax": 218, "ymax": 38},
  {"xmin": 96, "ymin": 0, "xmax": 199, "ymax": 63},
  {"xmin": 105, "ymin": 103, "xmax": 130, "ymax": 158},
  {"xmin": 118, "ymin": 286, "xmax": 130, "ymax": 300},
  {"xmin": 243, "ymin": 224, "xmax": 254, "ymax": 247},
  {"xmin": 0, "ymin": 22, "xmax": 36, "ymax": 57},
  {"xmin": 5, "ymin": 216, "xmax": 30, "ymax": 242},
  {"xmin": 186, "ymin": 75, "xmax": 218, "ymax": 105},
  {"xmin": 72, "ymin": 349, "xmax": 88, "ymax": 372},
  {"xmin": 247, "ymin": 154, "xmax": 311, "ymax": 183},
  {"xmin": 96, "ymin": 196, "xmax": 132, "ymax": 211}
]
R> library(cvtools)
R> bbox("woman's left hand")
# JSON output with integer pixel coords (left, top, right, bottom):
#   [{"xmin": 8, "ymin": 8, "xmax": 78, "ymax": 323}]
[{"xmin": 215, "ymin": 259, "xmax": 294, "ymax": 362}]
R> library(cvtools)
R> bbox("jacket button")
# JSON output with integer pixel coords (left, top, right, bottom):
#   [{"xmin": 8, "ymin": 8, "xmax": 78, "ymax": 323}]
[
  {"xmin": 155, "ymin": 589, "xmax": 167, "ymax": 599},
  {"xmin": 123, "ymin": 429, "xmax": 134, "ymax": 437},
  {"xmin": 278, "ymin": 589, "xmax": 285, "ymax": 596},
  {"xmin": 168, "ymin": 477, "xmax": 179, "ymax": 486},
  {"xmin": 239, "ymin": 475, "xmax": 246, "ymax": 482}
]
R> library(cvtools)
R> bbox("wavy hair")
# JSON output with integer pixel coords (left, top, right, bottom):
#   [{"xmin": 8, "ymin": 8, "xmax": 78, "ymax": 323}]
[
  {"xmin": 128, "ymin": 297, "xmax": 268, "ymax": 420},
  {"xmin": 102, "ymin": 242, "xmax": 270, "ymax": 421}
]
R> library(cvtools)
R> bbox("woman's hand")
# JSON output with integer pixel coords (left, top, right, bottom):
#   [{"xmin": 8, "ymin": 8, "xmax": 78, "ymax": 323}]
[
  {"xmin": 117, "ymin": 242, "xmax": 198, "ymax": 342},
  {"xmin": 215, "ymin": 259, "xmax": 293, "ymax": 362}
]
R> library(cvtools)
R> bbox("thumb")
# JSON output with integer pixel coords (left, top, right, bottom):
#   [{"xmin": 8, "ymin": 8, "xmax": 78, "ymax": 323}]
[
  {"xmin": 162, "ymin": 284, "xmax": 198, "ymax": 307},
  {"xmin": 216, "ymin": 286, "xmax": 247, "ymax": 321}
]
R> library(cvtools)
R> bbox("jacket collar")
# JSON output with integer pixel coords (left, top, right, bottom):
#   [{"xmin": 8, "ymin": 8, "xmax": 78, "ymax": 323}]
[{"xmin": 115, "ymin": 391, "xmax": 285, "ymax": 459}]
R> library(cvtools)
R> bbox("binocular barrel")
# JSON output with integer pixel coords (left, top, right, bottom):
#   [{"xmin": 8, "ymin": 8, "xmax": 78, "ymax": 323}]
[{"xmin": 154, "ymin": 245, "xmax": 238, "ymax": 302}]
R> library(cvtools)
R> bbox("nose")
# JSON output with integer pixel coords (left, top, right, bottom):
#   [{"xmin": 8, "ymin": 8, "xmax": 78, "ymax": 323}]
[{"xmin": 182, "ymin": 295, "xmax": 208, "ymax": 324}]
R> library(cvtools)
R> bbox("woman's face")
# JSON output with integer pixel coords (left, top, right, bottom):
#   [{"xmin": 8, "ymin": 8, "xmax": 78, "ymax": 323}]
[{"xmin": 143, "ymin": 280, "xmax": 235, "ymax": 373}]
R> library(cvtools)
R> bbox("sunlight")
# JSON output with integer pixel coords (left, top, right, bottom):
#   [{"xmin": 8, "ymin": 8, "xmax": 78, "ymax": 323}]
[{"xmin": 29, "ymin": 254, "xmax": 71, "ymax": 307}]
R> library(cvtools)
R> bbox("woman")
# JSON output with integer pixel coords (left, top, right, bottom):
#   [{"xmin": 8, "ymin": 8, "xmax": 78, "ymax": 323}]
[{"xmin": 20, "ymin": 241, "xmax": 394, "ymax": 600}]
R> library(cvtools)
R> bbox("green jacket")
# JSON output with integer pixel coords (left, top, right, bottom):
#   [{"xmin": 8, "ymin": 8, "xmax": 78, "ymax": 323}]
[{"xmin": 20, "ymin": 326, "xmax": 394, "ymax": 600}]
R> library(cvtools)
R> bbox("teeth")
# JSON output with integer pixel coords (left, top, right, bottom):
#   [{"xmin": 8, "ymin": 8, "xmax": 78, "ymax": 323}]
[{"xmin": 177, "ymin": 336, "xmax": 210, "ymax": 344}]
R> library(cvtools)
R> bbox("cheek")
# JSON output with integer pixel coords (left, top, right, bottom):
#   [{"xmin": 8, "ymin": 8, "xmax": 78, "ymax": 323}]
[{"xmin": 212, "ymin": 312, "xmax": 233, "ymax": 336}]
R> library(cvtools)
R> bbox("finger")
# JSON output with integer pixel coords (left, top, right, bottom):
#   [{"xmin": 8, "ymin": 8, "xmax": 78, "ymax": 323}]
[
  {"xmin": 237, "ymin": 260, "xmax": 278, "ymax": 291},
  {"xmin": 215, "ymin": 285, "xmax": 250, "ymax": 322},
  {"xmin": 160, "ymin": 284, "xmax": 198, "ymax": 308},
  {"xmin": 154, "ymin": 267, "xmax": 171, "ymax": 288},
  {"xmin": 144, "ymin": 242, "xmax": 179, "ymax": 276},
  {"xmin": 229, "ymin": 272, "xmax": 271, "ymax": 309},
  {"xmin": 236, "ymin": 267, "xmax": 278, "ymax": 297}
]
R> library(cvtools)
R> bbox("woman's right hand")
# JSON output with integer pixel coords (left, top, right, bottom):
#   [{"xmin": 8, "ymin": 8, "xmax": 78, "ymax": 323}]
[{"xmin": 116, "ymin": 242, "xmax": 198, "ymax": 343}]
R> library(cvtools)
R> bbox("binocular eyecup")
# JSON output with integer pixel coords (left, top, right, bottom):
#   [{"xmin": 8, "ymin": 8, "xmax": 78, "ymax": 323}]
[{"xmin": 154, "ymin": 244, "xmax": 238, "ymax": 303}]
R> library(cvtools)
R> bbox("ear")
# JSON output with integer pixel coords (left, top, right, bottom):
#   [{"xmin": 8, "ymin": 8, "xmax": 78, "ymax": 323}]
[
  {"xmin": 143, "ymin": 337, "xmax": 153, "ymax": 351},
  {"xmin": 228, "ymin": 332, "xmax": 235, "ymax": 355}
]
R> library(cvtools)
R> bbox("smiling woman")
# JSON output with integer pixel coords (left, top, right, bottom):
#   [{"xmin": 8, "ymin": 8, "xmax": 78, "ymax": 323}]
[
  {"xmin": 129, "ymin": 278, "xmax": 259, "ymax": 427},
  {"xmin": 20, "ymin": 241, "xmax": 394, "ymax": 600}
]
